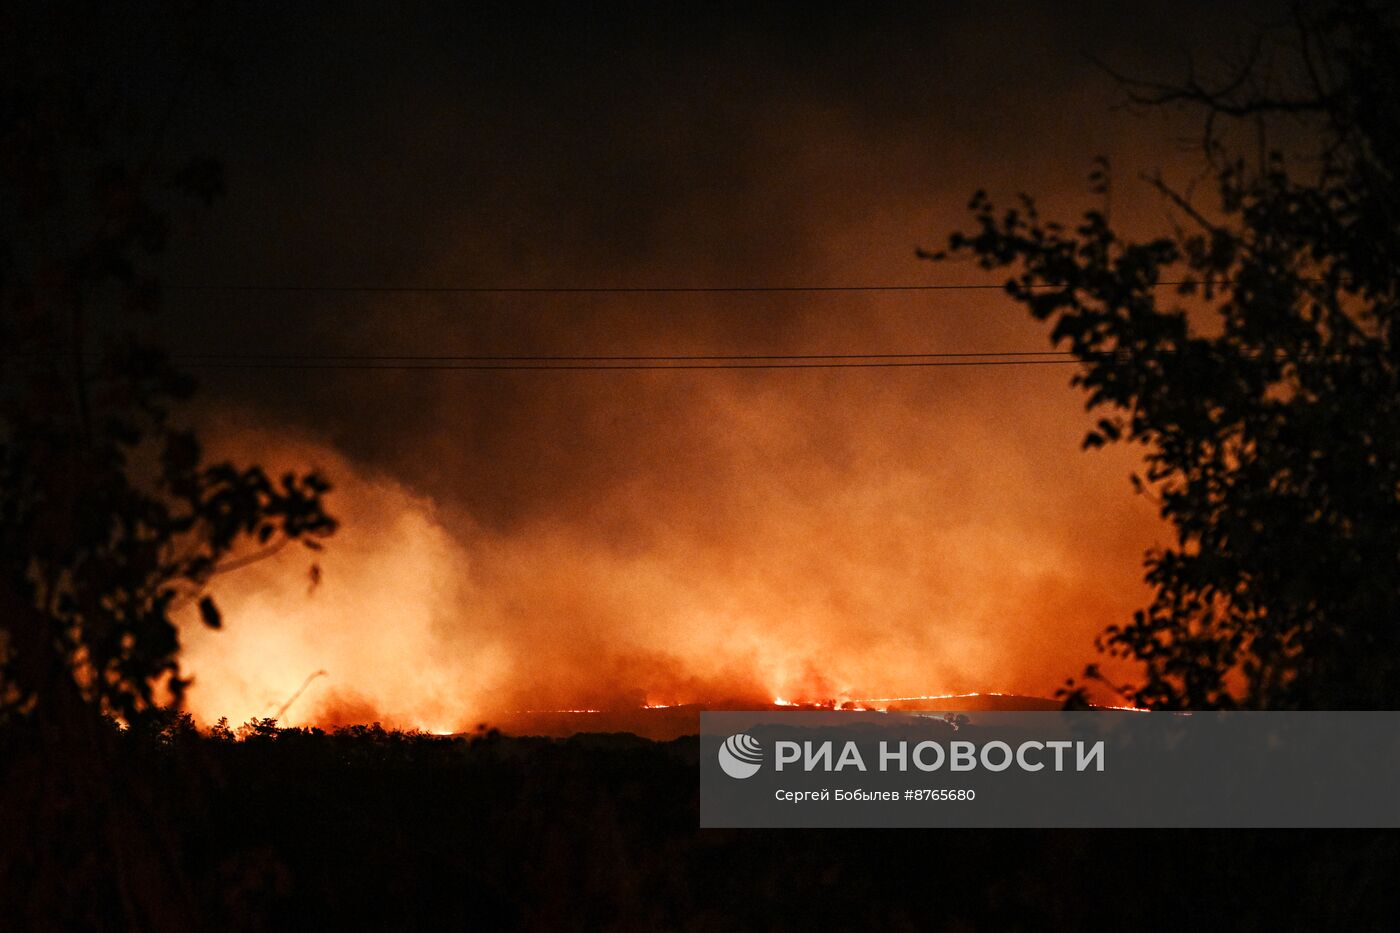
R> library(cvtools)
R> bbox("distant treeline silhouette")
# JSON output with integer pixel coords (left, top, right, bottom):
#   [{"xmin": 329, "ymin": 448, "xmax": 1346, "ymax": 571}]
[{"xmin": 8, "ymin": 714, "xmax": 1400, "ymax": 931}]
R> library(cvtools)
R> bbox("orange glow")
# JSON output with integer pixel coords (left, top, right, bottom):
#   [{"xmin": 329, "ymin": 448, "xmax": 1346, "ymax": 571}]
[
  {"xmin": 150, "ymin": 12, "xmax": 1226, "ymax": 738},
  {"xmin": 174, "ymin": 405, "xmax": 1159, "ymax": 735},
  {"xmin": 171, "ymin": 107, "xmax": 1193, "ymax": 734}
]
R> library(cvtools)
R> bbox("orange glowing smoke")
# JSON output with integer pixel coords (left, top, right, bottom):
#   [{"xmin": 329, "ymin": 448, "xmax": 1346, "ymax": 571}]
[{"xmin": 179, "ymin": 367, "xmax": 1159, "ymax": 734}]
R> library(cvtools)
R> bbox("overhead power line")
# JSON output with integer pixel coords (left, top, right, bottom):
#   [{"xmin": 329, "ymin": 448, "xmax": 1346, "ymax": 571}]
[
  {"xmin": 9, "ymin": 348, "xmax": 1088, "ymax": 372},
  {"xmin": 174, "ymin": 358, "xmax": 1083, "ymax": 371},
  {"xmin": 4, "ymin": 347, "xmax": 1130, "ymax": 372},
  {"xmin": 160, "ymin": 350, "xmax": 1073, "ymax": 362},
  {"xmin": 21, "ymin": 345, "xmax": 1323, "ymax": 373},
  {"xmin": 12, "ymin": 349, "xmax": 1081, "ymax": 369},
  {"xmin": 158, "ymin": 280, "xmax": 1207, "ymax": 295}
]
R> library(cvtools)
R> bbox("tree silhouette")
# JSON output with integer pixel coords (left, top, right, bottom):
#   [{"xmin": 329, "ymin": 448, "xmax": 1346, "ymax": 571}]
[
  {"xmin": 0, "ymin": 30, "xmax": 335, "ymax": 731},
  {"xmin": 0, "ymin": 9, "xmax": 335, "ymax": 928},
  {"xmin": 929, "ymin": 2, "xmax": 1399, "ymax": 709}
]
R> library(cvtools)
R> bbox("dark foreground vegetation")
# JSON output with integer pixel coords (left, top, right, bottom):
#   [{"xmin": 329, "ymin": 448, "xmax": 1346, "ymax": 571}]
[{"xmin": 4, "ymin": 716, "xmax": 1396, "ymax": 932}]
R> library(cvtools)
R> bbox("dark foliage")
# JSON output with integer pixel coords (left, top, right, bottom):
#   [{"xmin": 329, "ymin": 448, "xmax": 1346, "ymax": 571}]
[
  {"xmin": 0, "ymin": 41, "xmax": 337, "ymax": 721},
  {"xmin": 1, "ymin": 7, "xmax": 335, "ymax": 928},
  {"xmin": 5, "ymin": 719, "xmax": 1394, "ymax": 932},
  {"xmin": 929, "ymin": 2, "xmax": 1400, "ymax": 709}
]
